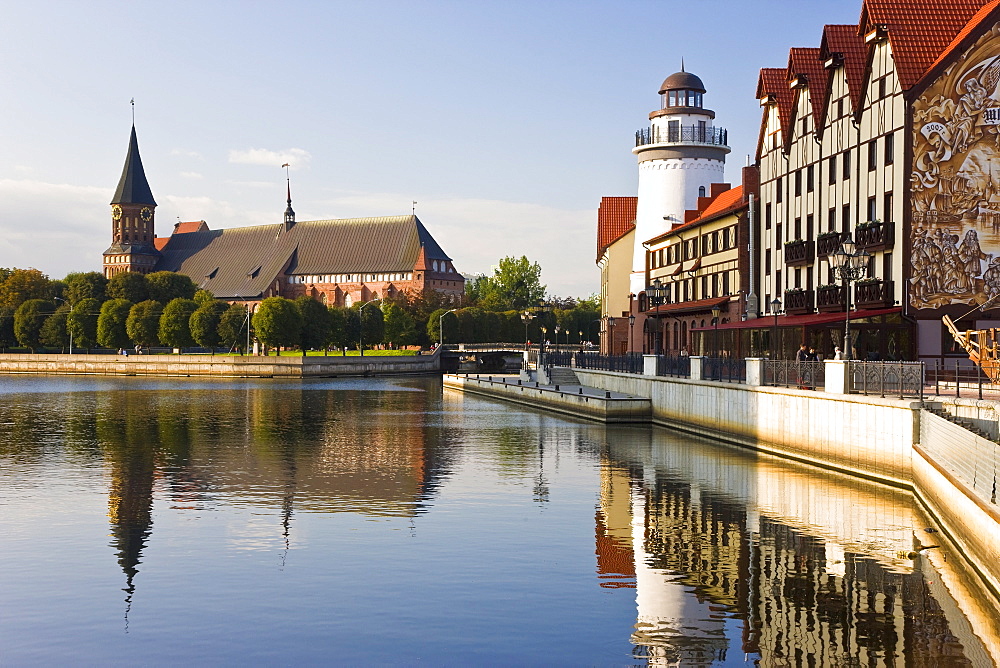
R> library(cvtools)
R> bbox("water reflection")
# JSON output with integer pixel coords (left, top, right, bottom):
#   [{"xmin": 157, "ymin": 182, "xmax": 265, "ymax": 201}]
[{"xmin": 598, "ymin": 427, "xmax": 998, "ymax": 666}]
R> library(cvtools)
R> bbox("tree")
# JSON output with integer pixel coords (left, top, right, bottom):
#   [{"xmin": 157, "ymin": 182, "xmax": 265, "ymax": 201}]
[
  {"xmin": 97, "ymin": 299, "xmax": 133, "ymax": 350},
  {"xmin": 0, "ymin": 306, "xmax": 15, "ymax": 351},
  {"xmin": 356, "ymin": 301, "xmax": 384, "ymax": 350},
  {"xmin": 40, "ymin": 304, "xmax": 71, "ymax": 350},
  {"xmin": 0, "ymin": 268, "xmax": 53, "ymax": 310},
  {"xmin": 126, "ymin": 300, "xmax": 163, "ymax": 348},
  {"xmin": 252, "ymin": 297, "xmax": 302, "ymax": 353},
  {"xmin": 294, "ymin": 296, "xmax": 332, "ymax": 353},
  {"xmin": 427, "ymin": 307, "xmax": 458, "ymax": 343},
  {"xmin": 193, "ymin": 289, "xmax": 215, "ymax": 305},
  {"xmin": 146, "ymin": 271, "xmax": 197, "ymax": 304},
  {"xmin": 64, "ymin": 272, "xmax": 108, "ymax": 304},
  {"xmin": 327, "ymin": 306, "xmax": 349, "ymax": 354},
  {"xmin": 14, "ymin": 299, "xmax": 55, "ymax": 351},
  {"xmin": 107, "ymin": 272, "xmax": 149, "ymax": 303},
  {"xmin": 217, "ymin": 303, "xmax": 249, "ymax": 352},
  {"xmin": 382, "ymin": 302, "xmax": 417, "ymax": 346},
  {"xmin": 478, "ymin": 256, "xmax": 545, "ymax": 311},
  {"xmin": 189, "ymin": 300, "xmax": 228, "ymax": 349},
  {"xmin": 68, "ymin": 298, "xmax": 101, "ymax": 351},
  {"xmin": 159, "ymin": 298, "xmax": 199, "ymax": 349}
]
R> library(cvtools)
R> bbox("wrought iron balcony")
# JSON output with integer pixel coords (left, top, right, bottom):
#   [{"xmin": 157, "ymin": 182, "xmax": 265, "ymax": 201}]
[
  {"xmin": 635, "ymin": 125, "xmax": 729, "ymax": 148},
  {"xmin": 856, "ymin": 279, "xmax": 894, "ymax": 308},
  {"xmin": 784, "ymin": 239, "xmax": 815, "ymax": 266},
  {"xmin": 816, "ymin": 284, "xmax": 846, "ymax": 312},
  {"xmin": 817, "ymin": 232, "xmax": 847, "ymax": 257},
  {"xmin": 856, "ymin": 221, "xmax": 895, "ymax": 252},
  {"xmin": 783, "ymin": 289, "xmax": 814, "ymax": 314}
]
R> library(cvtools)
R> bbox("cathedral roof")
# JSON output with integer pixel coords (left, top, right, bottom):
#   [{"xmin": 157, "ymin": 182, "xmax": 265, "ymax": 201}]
[
  {"xmin": 111, "ymin": 125, "xmax": 156, "ymax": 206},
  {"xmin": 155, "ymin": 215, "xmax": 451, "ymax": 299}
]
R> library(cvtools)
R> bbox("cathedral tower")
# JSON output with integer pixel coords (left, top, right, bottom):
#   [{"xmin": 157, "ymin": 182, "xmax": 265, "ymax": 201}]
[
  {"xmin": 630, "ymin": 68, "xmax": 730, "ymax": 294},
  {"xmin": 103, "ymin": 125, "xmax": 160, "ymax": 278}
]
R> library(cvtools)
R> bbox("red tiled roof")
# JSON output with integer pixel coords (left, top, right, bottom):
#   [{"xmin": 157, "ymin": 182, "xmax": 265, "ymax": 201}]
[
  {"xmin": 173, "ymin": 220, "xmax": 209, "ymax": 234},
  {"xmin": 788, "ymin": 48, "xmax": 830, "ymax": 129},
  {"xmin": 821, "ymin": 24, "xmax": 868, "ymax": 115},
  {"xmin": 153, "ymin": 237, "xmax": 169, "ymax": 251},
  {"xmin": 861, "ymin": 0, "xmax": 991, "ymax": 89},
  {"xmin": 689, "ymin": 185, "xmax": 744, "ymax": 225},
  {"xmin": 924, "ymin": 0, "xmax": 1000, "ymax": 77},
  {"xmin": 757, "ymin": 68, "xmax": 796, "ymax": 152},
  {"xmin": 597, "ymin": 196, "xmax": 637, "ymax": 262}
]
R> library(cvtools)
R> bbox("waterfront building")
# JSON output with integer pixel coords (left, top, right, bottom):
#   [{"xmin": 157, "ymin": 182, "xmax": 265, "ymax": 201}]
[
  {"xmin": 597, "ymin": 196, "xmax": 636, "ymax": 354},
  {"xmin": 753, "ymin": 0, "xmax": 997, "ymax": 362},
  {"xmin": 103, "ymin": 125, "xmax": 464, "ymax": 307}
]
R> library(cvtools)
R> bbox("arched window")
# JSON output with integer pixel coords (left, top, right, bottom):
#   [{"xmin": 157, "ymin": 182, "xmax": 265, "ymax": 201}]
[
  {"xmin": 344, "ymin": 294, "xmax": 353, "ymax": 307},
  {"xmin": 699, "ymin": 186, "xmax": 706, "ymax": 198}
]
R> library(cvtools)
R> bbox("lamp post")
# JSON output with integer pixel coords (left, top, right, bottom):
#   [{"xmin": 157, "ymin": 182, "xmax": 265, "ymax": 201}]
[
  {"xmin": 439, "ymin": 308, "xmax": 458, "ymax": 347},
  {"xmin": 770, "ymin": 297, "xmax": 782, "ymax": 359},
  {"xmin": 628, "ymin": 314, "xmax": 636, "ymax": 353},
  {"xmin": 606, "ymin": 316, "xmax": 616, "ymax": 355},
  {"xmin": 711, "ymin": 305, "xmax": 721, "ymax": 358},
  {"xmin": 830, "ymin": 236, "xmax": 870, "ymax": 359},
  {"xmin": 358, "ymin": 298, "xmax": 381, "ymax": 357},
  {"xmin": 553, "ymin": 326, "xmax": 561, "ymax": 352},
  {"xmin": 521, "ymin": 311, "xmax": 533, "ymax": 349}
]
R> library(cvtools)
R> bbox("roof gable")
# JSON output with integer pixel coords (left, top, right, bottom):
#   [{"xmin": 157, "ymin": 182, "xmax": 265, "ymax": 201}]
[
  {"xmin": 757, "ymin": 68, "xmax": 796, "ymax": 152},
  {"xmin": 597, "ymin": 197, "xmax": 637, "ymax": 261},
  {"xmin": 821, "ymin": 24, "xmax": 869, "ymax": 115},
  {"xmin": 788, "ymin": 47, "xmax": 829, "ymax": 134}
]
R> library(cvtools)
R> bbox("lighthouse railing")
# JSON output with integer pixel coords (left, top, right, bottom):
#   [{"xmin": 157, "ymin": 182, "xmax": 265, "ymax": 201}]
[{"xmin": 635, "ymin": 125, "xmax": 728, "ymax": 148}]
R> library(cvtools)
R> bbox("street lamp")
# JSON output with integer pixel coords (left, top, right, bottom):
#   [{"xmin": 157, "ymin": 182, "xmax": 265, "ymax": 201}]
[
  {"xmin": 554, "ymin": 325, "xmax": 561, "ymax": 352},
  {"xmin": 830, "ymin": 236, "xmax": 870, "ymax": 359},
  {"xmin": 711, "ymin": 305, "xmax": 721, "ymax": 358},
  {"xmin": 521, "ymin": 311, "xmax": 534, "ymax": 349},
  {"xmin": 770, "ymin": 297, "xmax": 782, "ymax": 359},
  {"xmin": 358, "ymin": 298, "xmax": 382, "ymax": 357},
  {"xmin": 606, "ymin": 316, "xmax": 616, "ymax": 354},
  {"xmin": 628, "ymin": 314, "xmax": 636, "ymax": 353},
  {"xmin": 439, "ymin": 308, "xmax": 458, "ymax": 346}
]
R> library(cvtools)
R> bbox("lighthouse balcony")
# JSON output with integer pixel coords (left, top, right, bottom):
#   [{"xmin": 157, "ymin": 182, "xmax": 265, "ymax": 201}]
[{"xmin": 635, "ymin": 125, "xmax": 729, "ymax": 148}]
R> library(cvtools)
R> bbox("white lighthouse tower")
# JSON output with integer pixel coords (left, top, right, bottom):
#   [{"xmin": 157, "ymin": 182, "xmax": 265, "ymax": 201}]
[{"xmin": 630, "ymin": 68, "xmax": 730, "ymax": 295}]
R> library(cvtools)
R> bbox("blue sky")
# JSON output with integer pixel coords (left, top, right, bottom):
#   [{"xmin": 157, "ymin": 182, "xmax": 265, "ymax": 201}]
[{"xmin": 0, "ymin": 1, "xmax": 861, "ymax": 298}]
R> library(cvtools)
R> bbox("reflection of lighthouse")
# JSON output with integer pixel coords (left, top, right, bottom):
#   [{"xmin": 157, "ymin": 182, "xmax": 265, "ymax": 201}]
[{"xmin": 630, "ymin": 485, "xmax": 728, "ymax": 665}]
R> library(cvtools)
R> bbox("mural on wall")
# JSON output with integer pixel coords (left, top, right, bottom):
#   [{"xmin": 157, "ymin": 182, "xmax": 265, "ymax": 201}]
[{"xmin": 911, "ymin": 22, "xmax": 1000, "ymax": 310}]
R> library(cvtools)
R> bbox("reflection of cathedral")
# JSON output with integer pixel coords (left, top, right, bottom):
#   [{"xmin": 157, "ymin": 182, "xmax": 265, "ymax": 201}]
[{"xmin": 595, "ymin": 428, "xmax": 990, "ymax": 665}]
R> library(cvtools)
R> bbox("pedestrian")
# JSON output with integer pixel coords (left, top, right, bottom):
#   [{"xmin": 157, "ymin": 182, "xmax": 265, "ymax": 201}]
[
  {"xmin": 833, "ymin": 346, "xmax": 843, "ymax": 360},
  {"xmin": 795, "ymin": 344, "xmax": 809, "ymax": 362},
  {"xmin": 807, "ymin": 347, "xmax": 818, "ymax": 361}
]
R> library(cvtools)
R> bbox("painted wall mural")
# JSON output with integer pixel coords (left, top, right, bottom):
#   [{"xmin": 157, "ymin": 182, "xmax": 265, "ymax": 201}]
[{"xmin": 911, "ymin": 22, "xmax": 1000, "ymax": 310}]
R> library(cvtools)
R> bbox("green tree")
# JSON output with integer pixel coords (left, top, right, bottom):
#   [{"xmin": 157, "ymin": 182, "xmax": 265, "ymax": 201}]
[
  {"xmin": 97, "ymin": 299, "xmax": 133, "ymax": 350},
  {"xmin": 64, "ymin": 272, "xmax": 108, "ymax": 304},
  {"xmin": 146, "ymin": 271, "xmax": 197, "ymax": 303},
  {"xmin": 0, "ymin": 306, "xmax": 15, "ymax": 351},
  {"xmin": 217, "ymin": 303, "xmax": 249, "ymax": 352},
  {"xmin": 193, "ymin": 289, "xmax": 215, "ymax": 305},
  {"xmin": 327, "ymin": 306, "xmax": 349, "ymax": 353},
  {"xmin": 252, "ymin": 297, "xmax": 302, "ymax": 353},
  {"xmin": 40, "ymin": 304, "xmax": 71, "ymax": 350},
  {"xmin": 294, "ymin": 296, "xmax": 332, "ymax": 353},
  {"xmin": 15, "ymin": 299, "xmax": 55, "ymax": 351},
  {"xmin": 68, "ymin": 298, "xmax": 101, "ymax": 351},
  {"xmin": 356, "ymin": 301, "xmax": 384, "ymax": 350},
  {"xmin": 0, "ymin": 268, "xmax": 53, "ymax": 310},
  {"xmin": 382, "ymin": 302, "xmax": 417, "ymax": 346},
  {"xmin": 479, "ymin": 256, "xmax": 545, "ymax": 311},
  {"xmin": 107, "ymin": 272, "xmax": 149, "ymax": 303},
  {"xmin": 159, "ymin": 298, "xmax": 199, "ymax": 349},
  {"xmin": 189, "ymin": 300, "xmax": 228, "ymax": 349},
  {"xmin": 126, "ymin": 300, "xmax": 163, "ymax": 348},
  {"xmin": 427, "ymin": 307, "xmax": 459, "ymax": 343}
]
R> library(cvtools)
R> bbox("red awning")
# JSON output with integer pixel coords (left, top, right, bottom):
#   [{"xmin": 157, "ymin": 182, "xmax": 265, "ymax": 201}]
[
  {"xmin": 644, "ymin": 296, "xmax": 731, "ymax": 316},
  {"xmin": 690, "ymin": 307, "xmax": 901, "ymax": 331}
]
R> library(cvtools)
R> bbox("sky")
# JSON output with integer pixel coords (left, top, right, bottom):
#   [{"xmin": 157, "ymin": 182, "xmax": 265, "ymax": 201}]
[{"xmin": 0, "ymin": 0, "xmax": 863, "ymax": 299}]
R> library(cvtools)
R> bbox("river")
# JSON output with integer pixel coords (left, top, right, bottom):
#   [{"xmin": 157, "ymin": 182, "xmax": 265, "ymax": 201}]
[{"xmin": 0, "ymin": 375, "xmax": 997, "ymax": 666}]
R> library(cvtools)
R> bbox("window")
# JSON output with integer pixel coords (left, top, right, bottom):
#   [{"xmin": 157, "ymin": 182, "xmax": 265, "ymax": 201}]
[
  {"xmin": 878, "ymin": 77, "xmax": 886, "ymax": 100},
  {"xmin": 776, "ymin": 177, "xmax": 783, "ymax": 203},
  {"xmin": 884, "ymin": 132, "xmax": 894, "ymax": 165},
  {"xmin": 842, "ymin": 204, "xmax": 851, "ymax": 231},
  {"xmin": 765, "ymin": 249, "xmax": 772, "ymax": 274},
  {"xmin": 868, "ymin": 140, "xmax": 877, "ymax": 171},
  {"xmin": 829, "ymin": 155, "xmax": 837, "ymax": 184},
  {"xmin": 776, "ymin": 223, "xmax": 782, "ymax": 245},
  {"xmin": 837, "ymin": 98, "xmax": 844, "ymax": 118},
  {"xmin": 802, "ymin": 117, "xmax": 808, "ymax": 135},
  {"xmin": 843, "ymin": 149, "xmax": 851, "ymax": 180},
  {"xmin": 776, "ymin": 270, "xmax": 782, "ymax": 293},
  {"xmin": 794, "ymin": 170, "xmax": 802, "ymax": 196},
  {"xmin": 699, "ymin": 185, "xmax": 706, "ymax": 198},
  {"xmin": 807, "ymin": 165, "xmax": 814, "ymax": 192},
  {"xmin": 884, "ymin": 192, "xmax": 893, "ymax": 222},
  {"xmin": 794, "ymin": 217, "xmax": 802, "ymax": 239},
  {"xmin": 722, "ymin": 272, "xmax": 730, "ymax": 295},
  {"xmin": 806, "ymin": 214, "xmax": 814, "ymax": 240},
  {"xmin": 765, "ymin": 203, "xmax": 772, "ymax": 230},
  {"xmin": 867, "ymin": 197, "xmax": 877, "ymax": 222},
  {"xmin": 828, "ymin": 207, "xmax": 836, "ymax": 232}
]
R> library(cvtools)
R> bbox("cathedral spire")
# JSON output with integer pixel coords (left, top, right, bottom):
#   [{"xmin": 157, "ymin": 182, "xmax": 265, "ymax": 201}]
[
  {"xmin": 112, "ymin": 124, "xmax": 156, "ymax": 206},
  {"xmin": 282, "ymin": 163, "xmax": 295, "ymax": 230}
]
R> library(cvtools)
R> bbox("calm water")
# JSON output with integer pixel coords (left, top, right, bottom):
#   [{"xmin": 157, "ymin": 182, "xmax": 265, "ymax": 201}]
[{"xmin": 1, "ymin": 374, "xmax": 998, "ymax": 666}]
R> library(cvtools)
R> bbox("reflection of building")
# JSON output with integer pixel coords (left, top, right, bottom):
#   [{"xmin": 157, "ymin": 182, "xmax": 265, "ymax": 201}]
[{"xmin": 104, "ymin": 124, "xmax": 464, "ymax": 306}]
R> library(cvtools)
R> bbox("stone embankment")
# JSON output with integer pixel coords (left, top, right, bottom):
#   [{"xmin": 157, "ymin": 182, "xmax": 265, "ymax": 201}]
[{"xmin": 0, "ymin": 351, "xmax": 440, "ymax": 377}]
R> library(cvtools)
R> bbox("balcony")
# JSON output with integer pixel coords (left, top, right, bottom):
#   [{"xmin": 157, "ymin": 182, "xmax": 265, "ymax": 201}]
[
  {"xmin": 816, "ymin": 284, "xmax": 846, "ymax": 312},
  {"xmin": 783, "ymin": 289, "xmax": 814, "ymax": 314},
  {"xmin": 855, "ymin": 279, "xmax": 894, "ymax": 308},
  {"xmin": 856, "ymin": 221, "xmax": 895, "ymax": 252},
  {"xmin": 784, "ymin": 239, "xmax": 815, "ymax": 267},
  {"xmin": 635, "ymin": 125, "xmax": 729, "ymax": 148},
  {"xmin": 816, "ymin": 232, "xmax": 846, "ymax": 257}
]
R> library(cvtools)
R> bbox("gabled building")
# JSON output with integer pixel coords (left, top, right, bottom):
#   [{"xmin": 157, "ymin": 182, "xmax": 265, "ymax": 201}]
[
  {"xmin": 103, "ymin": 124, "xmax": 464, "ymax": 306},
  {"xmin": 597, "ymin": 196, "xmax": 637, "ymax": 354}
]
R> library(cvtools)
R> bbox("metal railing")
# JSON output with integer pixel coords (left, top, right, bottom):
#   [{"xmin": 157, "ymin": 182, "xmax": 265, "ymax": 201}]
[
  {"xmin": 928, "ymin": 360, "xmax": 992, "ymax": 399},
  {"xmin": 544, "ymin": 351, "xmax": 574, "ymax": 368},
  {"xmin": 635, "ymin": 125, "xmax": 728, "ymax": 147},
  {"xmin": 764, "ymin": 360, "xmax": 825, "ymax": 390},
  {"xmin": 851, "ymin": 361, "xmax": 925, "ymax": 399},
  {"xmin": 656, "ymin": 354, "xmax": 691, "ymax": 378},
  {"xmin": 573, "ymin": 352, "xmax": 644, "ymax": 374},
  {"xmin": 703, "ymin": 357, "xmax": 745, "ymax": 383}
]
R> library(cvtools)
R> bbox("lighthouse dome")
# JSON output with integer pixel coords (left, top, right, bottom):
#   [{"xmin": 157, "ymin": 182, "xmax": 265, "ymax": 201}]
[{"xmin": 658, "ymin": 70, "xmax": 705, "ymax": 95}]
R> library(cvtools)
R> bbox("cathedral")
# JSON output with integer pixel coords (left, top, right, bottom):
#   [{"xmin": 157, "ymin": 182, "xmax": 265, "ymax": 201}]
[{"xmin": 103, "ymin": 125, "xmax": 464, "ymax": 306}]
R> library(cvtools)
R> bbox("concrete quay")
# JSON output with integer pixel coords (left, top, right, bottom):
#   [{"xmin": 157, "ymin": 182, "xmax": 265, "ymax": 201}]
[
  {"xmin": 0, "ymin": 351, "xmax": 440, "ymax": 378},
  {"xmin": 442, "ymin": 373, "xmax": 651, "ymax": 423}
]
